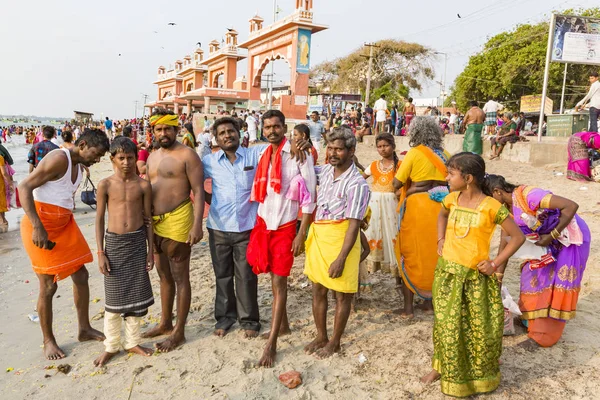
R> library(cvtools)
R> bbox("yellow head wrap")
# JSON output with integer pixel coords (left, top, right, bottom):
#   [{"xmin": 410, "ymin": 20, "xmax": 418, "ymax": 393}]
[{"xmin": 149, "ymin": 114, "xmax": 179, "ymax": 127}]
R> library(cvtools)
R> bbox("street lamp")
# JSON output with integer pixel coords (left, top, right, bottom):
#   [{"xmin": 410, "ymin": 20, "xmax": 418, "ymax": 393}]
[{"xmin": 434, "ymin": 51, "xmax": 448, "ymax": 110}]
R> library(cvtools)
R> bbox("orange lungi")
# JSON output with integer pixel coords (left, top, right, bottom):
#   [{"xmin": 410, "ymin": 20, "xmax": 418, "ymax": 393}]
[{"xmin": 20, "ymin": 201, "xmax": 93, "ymax": 282}]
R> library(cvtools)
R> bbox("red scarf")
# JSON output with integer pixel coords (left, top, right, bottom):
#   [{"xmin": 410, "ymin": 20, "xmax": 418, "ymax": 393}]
[{"xmin": 251, "ymin": 138, "xmax": 287, "ymax": 203}]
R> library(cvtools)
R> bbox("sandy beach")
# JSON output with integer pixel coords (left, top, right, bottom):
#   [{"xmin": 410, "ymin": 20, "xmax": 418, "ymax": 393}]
[{"xmin": 1, "ymin": 139, "xmax": 599, "ymax": 400}]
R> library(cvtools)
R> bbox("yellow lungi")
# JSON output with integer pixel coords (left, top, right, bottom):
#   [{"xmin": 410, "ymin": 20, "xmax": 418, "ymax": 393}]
[
  {"xmin": 153, "ymin": 199, "xmax": 194, "ymax": 243},
  {"xmin": 303, "ymin": 220, "xmax": 361, "ymax": 293}
]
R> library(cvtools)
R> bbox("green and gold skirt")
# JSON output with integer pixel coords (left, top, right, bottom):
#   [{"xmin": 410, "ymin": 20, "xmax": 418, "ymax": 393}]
[{"xmin": 432, "ymin": 257, "xmax": 503, "ymax": 397}]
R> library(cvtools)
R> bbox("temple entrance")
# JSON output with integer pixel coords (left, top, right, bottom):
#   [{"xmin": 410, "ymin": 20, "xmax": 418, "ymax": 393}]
[{"xmin": 259, "ymin": 57, "xmax": 292, "ymax": 109}]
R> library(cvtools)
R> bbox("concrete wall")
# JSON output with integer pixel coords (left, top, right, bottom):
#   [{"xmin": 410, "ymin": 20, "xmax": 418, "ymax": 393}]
[{"xmin": 361, "ymin": 135, "xmax": 569, "ymax": 167}]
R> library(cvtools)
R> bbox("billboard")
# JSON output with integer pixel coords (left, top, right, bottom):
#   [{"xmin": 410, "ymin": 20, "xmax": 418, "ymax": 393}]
[
  {"xmin": 520, "ymin": 95, "xmax": 554, "ymax": 115},
  {"xmin": 296, "ymin": 29, "xmax": 312, "ymax": 74},
  {"xmin": 552, "ymin": 15, "xmax": 600, "ymax": 65}
]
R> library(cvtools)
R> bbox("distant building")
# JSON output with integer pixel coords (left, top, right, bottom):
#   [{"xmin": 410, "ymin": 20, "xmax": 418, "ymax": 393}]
[{"xmin": 73, "ymin": 110, "xmax": 94, "ymax": 123}]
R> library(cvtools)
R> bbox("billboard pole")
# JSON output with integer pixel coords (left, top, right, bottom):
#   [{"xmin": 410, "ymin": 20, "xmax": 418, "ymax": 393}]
[
  {"xmin": 538, "ymin": 13, "xmax": 556, "ymax": 142},
  {"xmin": 559, "ymin": 63, "xmax": 568, "ymax": 114}
]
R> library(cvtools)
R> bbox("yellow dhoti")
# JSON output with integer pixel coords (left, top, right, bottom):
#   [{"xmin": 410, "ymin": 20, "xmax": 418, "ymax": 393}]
[
  {"xmin": 304, "ymin": 220, "xmax": 360, "ymax": 293},
  {"xmin": 153, "ymin": 199, "xmax": 194, "ymax": 243}
]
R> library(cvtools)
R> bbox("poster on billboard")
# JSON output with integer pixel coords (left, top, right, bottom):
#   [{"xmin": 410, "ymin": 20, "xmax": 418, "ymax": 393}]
[
  {"xmin": 552, "ymin": 15, "xmax": 600, "ymax": 65},
  {"xmin": 296, "ymin": 29, "xmax": 312, "ymax": 74}
]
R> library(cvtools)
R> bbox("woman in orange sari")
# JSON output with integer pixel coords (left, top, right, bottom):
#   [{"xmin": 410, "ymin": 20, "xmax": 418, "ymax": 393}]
[{"xmin": 393, "ymin": 117, "xmax": 450, "ymax": 318}]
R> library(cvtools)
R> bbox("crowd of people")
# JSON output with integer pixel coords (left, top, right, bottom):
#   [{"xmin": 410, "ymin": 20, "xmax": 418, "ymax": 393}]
[{"xmin": 0, "ymin": 102, "xmax": 590, "ymax": 398}]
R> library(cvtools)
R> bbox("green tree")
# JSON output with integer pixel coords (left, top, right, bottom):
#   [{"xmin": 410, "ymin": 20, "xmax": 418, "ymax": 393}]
[
  {"xmin": 310, "ymin": 39, "xmax": 435, "ymax": 105},
  {"xmin": 449, "ymin": 7, "xmax": 600, "ymax": 112}
]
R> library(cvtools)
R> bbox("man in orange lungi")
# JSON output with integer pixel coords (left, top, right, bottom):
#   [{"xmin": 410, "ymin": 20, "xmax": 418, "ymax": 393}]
[{"xmin": 19, "ymin": 128, "xmax": 110, "ymax": 360}]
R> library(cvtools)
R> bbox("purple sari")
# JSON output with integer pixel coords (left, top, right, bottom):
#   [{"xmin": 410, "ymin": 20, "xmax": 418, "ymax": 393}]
[
  {"xmin": 512, "ymin": 186, "xmax": 590, "ymax": 346},
  {"xmin": 567, "ymin": 131, "xmax": 600, "ymax": 181}
]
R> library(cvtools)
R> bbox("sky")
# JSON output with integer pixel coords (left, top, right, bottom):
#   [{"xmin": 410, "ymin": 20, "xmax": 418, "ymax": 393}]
[{"xmin": 0, "ymin": 0, "xmax": 596, "ymax": 119}]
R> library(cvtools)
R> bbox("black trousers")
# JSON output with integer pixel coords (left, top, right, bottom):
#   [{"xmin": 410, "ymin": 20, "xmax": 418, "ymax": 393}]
[
  {"xmin": 208, "ymin": 229, "xmax": 260, "ymax": 331},
  {"xmin": 590, "ymin": 107, "xmax": 599, "ymax": 133}
]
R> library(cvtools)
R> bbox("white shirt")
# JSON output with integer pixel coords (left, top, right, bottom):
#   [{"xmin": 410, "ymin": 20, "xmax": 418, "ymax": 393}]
[
  {"xmin": 257, "ymin": 141, "xmax": 316, "ymax": 230},
  {"xmin": 247, "ymin": 115, "xmax": 258, "ymax": 132},
  {"xmin": 374, "ymin": 98, "xmax": 388, "ymax": 122},
  {"xmin": 483, "ymin": 100, "xmax": 503, "ymax": 113},
  {"xmin": 577, "ymin": 80, "xmax": 600, "ymax": 109}
]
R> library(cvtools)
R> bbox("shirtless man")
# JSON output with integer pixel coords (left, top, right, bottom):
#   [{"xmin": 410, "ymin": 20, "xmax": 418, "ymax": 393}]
[
  {"xmin": 461, "ymin": 101, "xmax": 486, "ymax": 155},
  {"xmin": 142, "ymin": 108, "xmax": 205, "ymax": 352},
  {"xmin": 403, "ymin": 97, "xmax": 416, "ymax": 129},
  {"xmin": 19, "ymin": 129, "xmax": 108, "ymax": 360}
]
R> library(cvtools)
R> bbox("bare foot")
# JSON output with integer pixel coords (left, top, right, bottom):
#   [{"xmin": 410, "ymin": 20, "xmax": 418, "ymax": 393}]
[
  {"xmin": 420, "ymin": 369, "xmax": 441, "ymax": 384},
  {"xmin": 142, "ymin": 324, "xmax": 173, "ymax": 339},
  {"xmin": 93, "ymin": 351, "xmax": 118, "ymax": 367},
  {"xmin": 399, "ymin": 313, "xmax": 414, "ymax": 320},
  {"xmin": 78, "ymin": 327, "xmax": 105, "ymax": 342},
  {"xmin": 155, "ymin": 333, "xmax": 185, "ymax": 353},
  {"xmin": 258, "ymin": 343, "xmax": 277, "ymax": 368},
  {"xmin": 415, "ymin": 302, "xmax": 434, "ymax": 315},
  {"xmin": 260, "ymin": 327, "xmax": 291, "ymax": 340},
  {"xmin": 243, "ymin": 329, "xmax": 259, "ymax": 339},
  {"xmin": 43, "ymin": 339, "xmax": 66, "ymax": 360},
  {"xmin": 304, "ymin": 337, "xmax": 328, "ymax": 354},
  {"xmin": 127, "ymin": 345, "xmax": 154, "ymax": 357},
  {"xmin": 314, "ymin": 341, "xmax": 340, "ymax": 359},
  {"xmin": 213, "ymin": 329, "xmax": 228, "ymax": 337}
]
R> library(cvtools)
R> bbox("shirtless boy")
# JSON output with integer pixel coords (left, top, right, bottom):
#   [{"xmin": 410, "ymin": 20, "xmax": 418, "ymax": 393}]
[
  {"xmin": 94, "ymin": 137, "xmax": 155, "ymax": 367},
  {"xmin": 143, "ymin": 108, "xmax": 205, "ymax": 352}
]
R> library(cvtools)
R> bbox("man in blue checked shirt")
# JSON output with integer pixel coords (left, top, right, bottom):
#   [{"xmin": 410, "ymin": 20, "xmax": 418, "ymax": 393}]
[{"xmin": 202, "ymin": 116, "xmax": 309, "ymax": 339}]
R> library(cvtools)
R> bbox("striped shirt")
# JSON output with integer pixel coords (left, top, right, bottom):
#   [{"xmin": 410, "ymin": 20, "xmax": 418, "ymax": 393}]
[{"xmin": 315, "ymin": 163, "xmax": 370, "ymax": 221}]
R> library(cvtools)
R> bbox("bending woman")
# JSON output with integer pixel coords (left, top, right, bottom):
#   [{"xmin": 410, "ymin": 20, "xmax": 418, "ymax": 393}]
[
  {"xmin": 484, "ymin": 175, "xmax": 591, "ymax": 347},
  {"xmin": 392, "ymin": 116, "xmax": 450, "ymax": 318}
]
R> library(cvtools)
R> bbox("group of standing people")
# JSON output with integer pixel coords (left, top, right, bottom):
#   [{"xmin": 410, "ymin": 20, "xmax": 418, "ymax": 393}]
[{"xmin": 14, "ymin": 105, "xmax": 591, "ymax": 398}]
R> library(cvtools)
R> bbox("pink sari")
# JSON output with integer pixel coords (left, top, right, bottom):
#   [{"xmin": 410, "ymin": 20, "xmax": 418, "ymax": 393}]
[{"xmin": 567, "ymin": 131, "xmax": 600, "ymax": 181}]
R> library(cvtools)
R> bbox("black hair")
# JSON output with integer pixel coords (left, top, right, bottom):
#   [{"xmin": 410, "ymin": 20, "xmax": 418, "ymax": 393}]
[
  {"xmin": 61, "ymin": 130, "xmax": 73, "ymax": 143},
  {"xmin": 122, "ymin": 125, "xmax": 133, "ymax": 138},
  {"xmin": 375, "ymin": 133, "xmax": 399, "ymax": 172},
  {"xmin": 311, "ymin": 111, "xmax": 319, "ymax": 116},
  {"xmin": 74, "ymin": 128, "xmax": 110, "ymax": 152},
  {"xmin": 469, "ymin": 100, "xmax": 478, "ymax": 107},
  {"xmin": 446, "ymin": 152, "xmax": 486, "ymax": 189},
  {"xmin": 262, "ymin": 109, "xmax": 286, "ymax": 126},
  {"xmin": 293, "ymin": 124, "xmax": 313, "ymax": 146},
  {"xmin": 482, "ymin": 174, "xmax": 519, "ymax": 197},
  {"xmin": 408, "ymin": 97, "xmax": 413, "ymax": 102},
  {"xmin": 109, "ymin": 136, "xmax": 138, "ymax": 158},
  {"xmin": 212, "ymin": 117, "xmax": 240, "ymax": 137},
  {"xmin": 183, "ymin": 123, "xmax": 198, "ymax": 147},
  {"xmin": 590, "ymin": 71, "xmax": 599, "ymax": 78},
  {"xmin": 42, "ymin": 125, "xmax": 56, "ymax": 139}
]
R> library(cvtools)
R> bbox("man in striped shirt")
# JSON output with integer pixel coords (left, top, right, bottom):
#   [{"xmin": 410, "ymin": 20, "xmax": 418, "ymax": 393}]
[{"xmin": 303, "ymin": 126, "xmax": 370, "ymax": 359}]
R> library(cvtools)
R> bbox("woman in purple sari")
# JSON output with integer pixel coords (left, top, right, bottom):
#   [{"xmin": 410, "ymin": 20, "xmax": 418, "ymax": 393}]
[
  {"xmin": 567, "ymin": 131, "xmax": 600, "ymax": 181},
  {"xmin": 484, "ymin": 175, "xmax": 590, "ymax": 347}
]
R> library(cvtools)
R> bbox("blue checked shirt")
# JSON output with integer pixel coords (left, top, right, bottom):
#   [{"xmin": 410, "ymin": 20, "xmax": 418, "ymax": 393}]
[{"xmin": 203, "ymin": 145, "xmax": 267, "ymax": 233}]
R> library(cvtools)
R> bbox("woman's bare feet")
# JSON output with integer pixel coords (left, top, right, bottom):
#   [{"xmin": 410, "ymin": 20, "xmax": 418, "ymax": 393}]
[
  {"xmin": 314, "ymin": 341, "xmax": 340, "ymax": 359},
  {"xmin": 93, "ymin": 351, "xmax": 118, "ymax": 367},
  {"xmin": 415, "ymin": 301, "xmax": 434, "ymax": 315},
  {"xmin": 155, "ymin": 332, "xmax": 185, "ymax": 353},
  {"xmin": 78, "ymin": 327, "xmax": 105, "ymax": 342},
  {"xmin": 304, "ymin": 337, "xmax": 328, "ymax": 354},
  {"xmin": 142, "ymin": 324, "xmax": 173, "ymax": 339},
  {"xmin": 258, "ymin": 343, "xmax": 277, "ymax": 368},
  {"xmin": 127, "ymin": 345, "xmax": 154, "ymax": 357},
  {"xmin": 43, "ymin": 339, "xmax": 66, "ymax": 360},
  {"xmin": 420, "ymin": 369, "xmax": 441, "ymax": 384}
]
